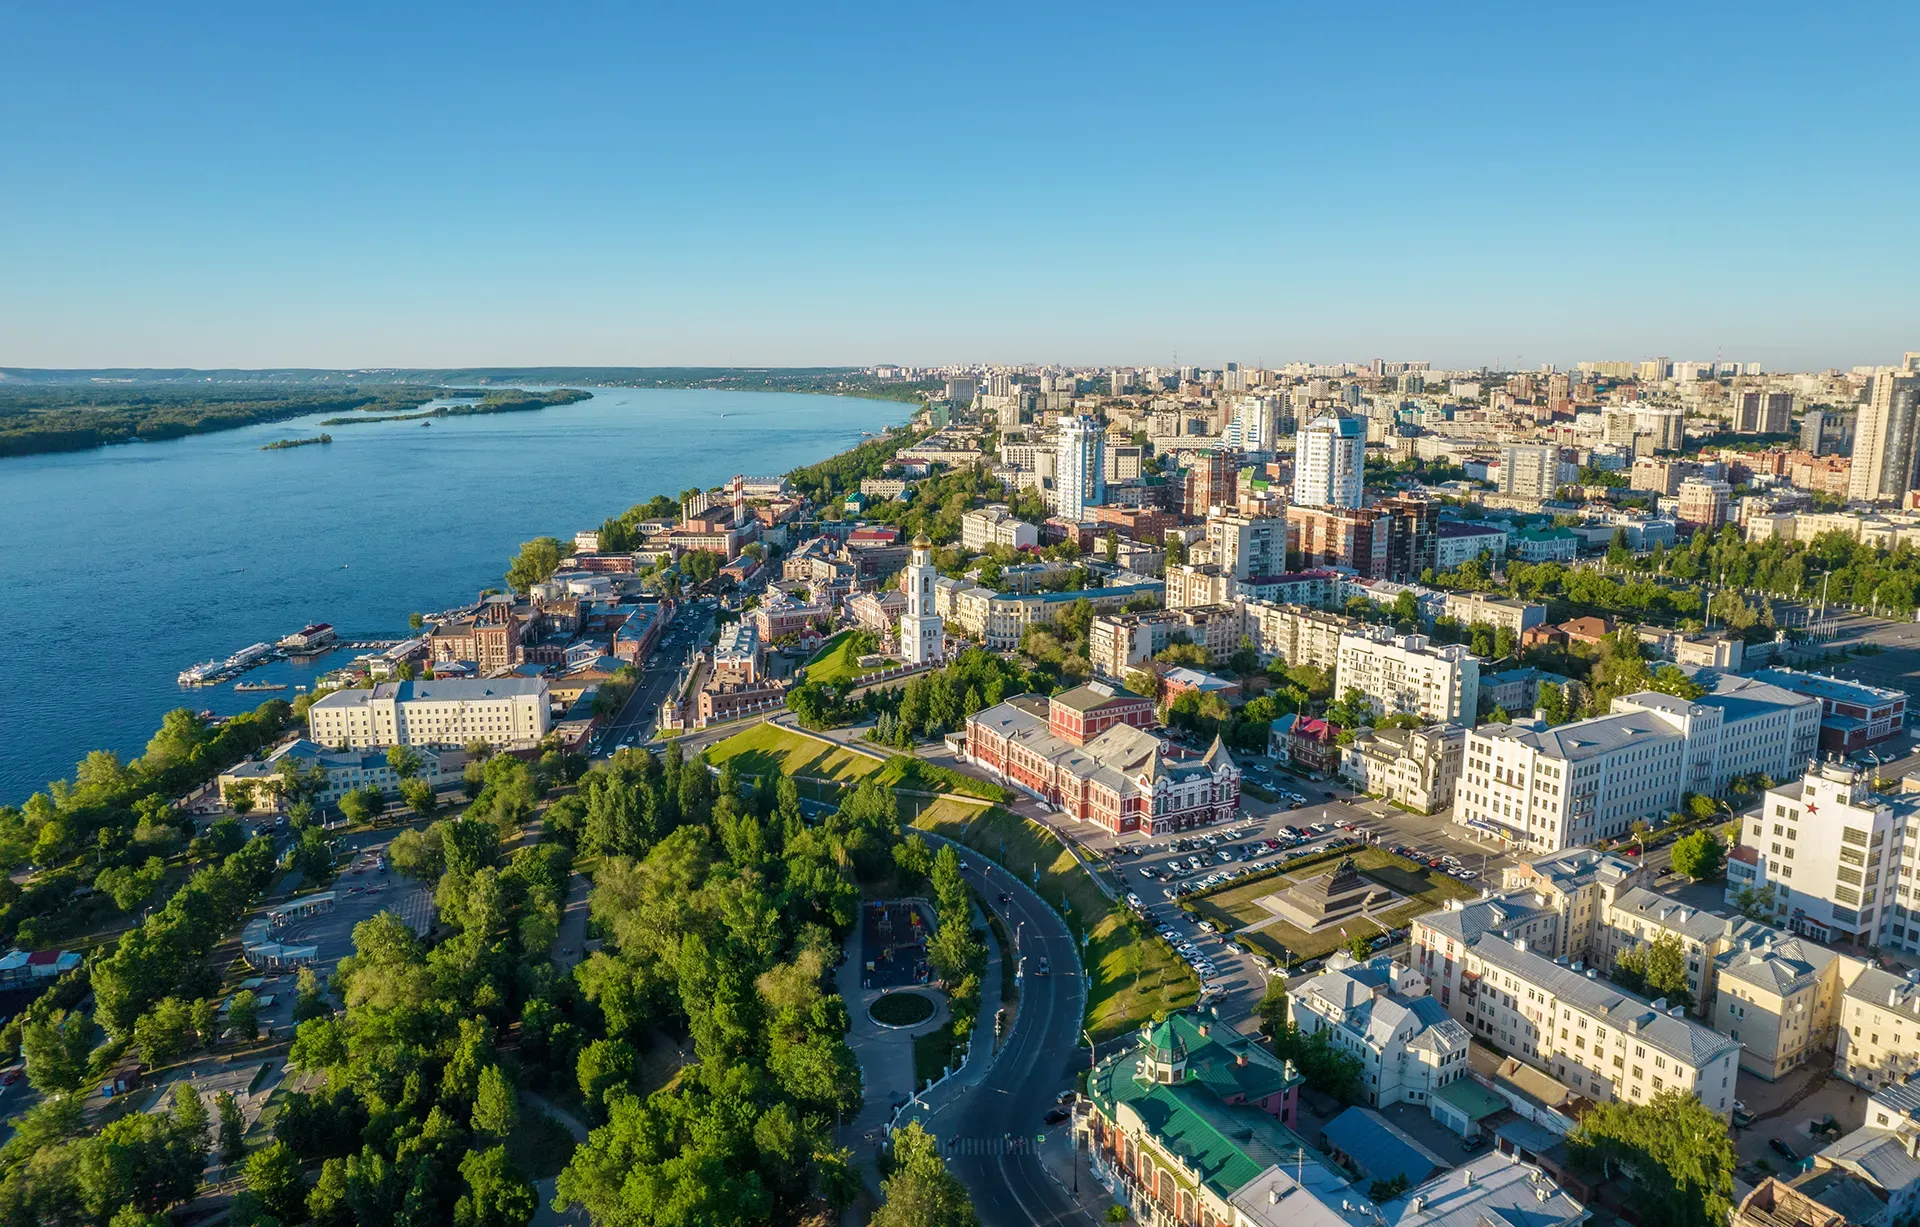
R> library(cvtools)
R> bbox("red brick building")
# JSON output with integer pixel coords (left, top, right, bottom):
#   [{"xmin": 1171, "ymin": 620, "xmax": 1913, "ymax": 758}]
[
  {"xmin": 1287, "ymin": 716, "xmax": 1342, "ymax": 775},
  {"xmin": 964, "ymin": 682, "xmax": 1240, "ymax": 835}
]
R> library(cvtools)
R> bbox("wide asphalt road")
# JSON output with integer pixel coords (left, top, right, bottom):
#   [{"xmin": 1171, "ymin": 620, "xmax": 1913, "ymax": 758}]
[
  {"xmin": 596, "ymin": 599, "xmax": 716, "ymax": 750},
  {"xmin": 939, "ymin": 852, "xmax": 1091, "ymax": 1227}
]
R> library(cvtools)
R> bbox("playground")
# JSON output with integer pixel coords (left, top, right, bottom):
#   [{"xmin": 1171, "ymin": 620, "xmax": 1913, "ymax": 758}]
[{"xmin": 860, "ymin": 900, "xmax": 935, "ymax": 990}]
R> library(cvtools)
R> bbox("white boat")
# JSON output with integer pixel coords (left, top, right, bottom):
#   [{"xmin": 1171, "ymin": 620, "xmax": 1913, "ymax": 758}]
[
  {"xmin": 224, "ymin": 642, "xmax": 274, "ymax": 669},
  {"xmin": 178, "ymin": 661, "xmax": 223, "ymax": 685}
]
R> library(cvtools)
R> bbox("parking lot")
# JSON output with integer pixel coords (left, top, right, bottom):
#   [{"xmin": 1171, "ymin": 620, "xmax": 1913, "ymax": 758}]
[{"xmin": 1026, "ymin": 749, "xmax": 1523, "ymax": 1029}]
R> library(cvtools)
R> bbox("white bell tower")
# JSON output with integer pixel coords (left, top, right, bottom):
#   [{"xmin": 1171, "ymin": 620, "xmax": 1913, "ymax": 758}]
[{"xmin": 900, "ymin": 533, "xmax": 944, "ymax": 666}]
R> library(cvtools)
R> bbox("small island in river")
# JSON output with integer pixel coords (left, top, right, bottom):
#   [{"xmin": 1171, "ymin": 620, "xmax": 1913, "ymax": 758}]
[{"xmin": 259, "ymin": 434, "xmax": 332, "ymax": 450}]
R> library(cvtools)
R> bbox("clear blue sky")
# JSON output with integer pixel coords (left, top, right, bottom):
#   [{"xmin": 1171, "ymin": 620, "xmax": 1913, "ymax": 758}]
[{"xmin": 2, "ymin": 3, "xmax": 1914, "ymax": 372}]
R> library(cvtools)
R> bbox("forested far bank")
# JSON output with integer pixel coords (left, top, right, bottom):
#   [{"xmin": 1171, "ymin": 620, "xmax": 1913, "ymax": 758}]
[{"xmin": 0, "ymin": 385, "xmax": 592, "ymax": 458}]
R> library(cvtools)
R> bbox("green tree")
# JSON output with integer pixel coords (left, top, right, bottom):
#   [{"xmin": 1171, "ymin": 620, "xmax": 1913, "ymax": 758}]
[
  {"xmin": 454, "ymin": 1145, "xmax": 537, "ymax": 1227},
  {"xmin": 293, "ymin": 966, "xmax": 331, "ymax": 1024},
  {"xmin": 399, "ymin": 775, "xmax": 439, "ymax": 819},
  {"xmin": 1670, "ymin": 830, "xmax": 1726, "ymax": 882},
  {"xmin": 1537, "ymin": 681, "xmax": 1569, "ymax": 725},
  {"xmin": 388, "ymin": 823, "xmax": 446, "ymax": 881},
  {"xmin": 224, "ymin": 780, "xmax": 257, "ymax": 815},
  {"xmin": 1614, "ymin": 932, "xmax": 1693, "ymax": 1007},
  {"xmin": 336, "ymin": 785, "xmax": 384, "ymax": 826},
  {"xmin": 244, "ymin": 1140, "xmax": 308, "ymax": 1223},
  {"xmin": 1256, "ymin": 979, "xmax": 1289, "ymax": 1039},
  {"xmin": 576, "ymin": 1038, "xmax": 638, "ymax": 1119},
  {"xmin": 873, "ymin": 1120, "xmax": 979, "ymax": 1227},
  {"xmin": 228, "ymin": 989, "xmax": 260, "ymax": 1041},
  {"xmin": 505, "ymin": 536, "xmax": 566, "ymax": 593},
  {"xmin": 217, "ymin": 1091, "xmax": 247, "ymax": 1165},
  {"xmin": 1569, "ymin": 1090, "xmax": 1736, "ymax": 1227},
  {"xmin": 385, "ymin": 745, "xmax": 423, "ymax": 780},
  {"xmin": 1345, "ymin": 933, "xmax": 1372, "ymax": 962},
  {"xmin": 191, "ymin": 997, "xmax": 220, "ymax": 1048},
  {"xmin": 134, "ymin": 996, "xmax": 195, "ymax": 1067},
  {"xmin": 472, "ymin": 1064, "xmax": 519, "ymax": 1140},
  {"xmin": 22, "ymin": 1010, "xmax": 93, "ymax": 1096}
]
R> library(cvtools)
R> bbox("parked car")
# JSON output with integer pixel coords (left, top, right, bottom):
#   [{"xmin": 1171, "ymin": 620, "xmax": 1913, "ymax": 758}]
[
  {"xmin": 1770, "ymin": 1139, "xmax": 1799, "ymax": 1161},
  {"xmin": 1043, "ymin": 1106, "xmax": 1070, "ymax": 1125}
]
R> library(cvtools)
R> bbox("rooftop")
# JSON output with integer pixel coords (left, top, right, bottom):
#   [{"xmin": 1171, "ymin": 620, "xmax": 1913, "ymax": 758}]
[
  {"xmin": 310, "ymin": 677, "xmax": 549, "ymax": 707},
  {"xmin": 1378, "ymin": 1152, "xmax": 1587, "ymax": 1227},
  {"xmin": 1473, "ymin": 710, "xmax": 1681, "ymax": 762}
]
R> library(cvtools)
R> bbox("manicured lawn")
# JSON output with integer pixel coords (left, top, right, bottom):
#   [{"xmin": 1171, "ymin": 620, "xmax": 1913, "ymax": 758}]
[
  {"xmin": 1191, "ymin": 847, "xmax": 1479, "ymax": 967},
  {"xmin": 907, "ymin": 797, "xmax": 1197, "ymax": 1044},
  {"xmin": 871, "ymin": 990, "xmax": 938, "ymax": 1027},
  {"xmin": 805, "ymin": 630, "xmax": 888, "ymax": 686},
  {"xmin": 913, "ymin": 1020, "xmax": 963, "ymax": 1087},
  {"xmin": 703, "ymin": 721, "xmax": 884, "ymax": 784},
  {"xmin": 873, "ymin": 754, "xmax": 1015, "ymax": 802}
]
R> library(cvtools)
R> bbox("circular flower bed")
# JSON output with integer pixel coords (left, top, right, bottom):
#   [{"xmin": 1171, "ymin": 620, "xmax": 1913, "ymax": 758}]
[{"xmin": 869, "ymin": 990, "xmax": 937, "ymax": 1027}]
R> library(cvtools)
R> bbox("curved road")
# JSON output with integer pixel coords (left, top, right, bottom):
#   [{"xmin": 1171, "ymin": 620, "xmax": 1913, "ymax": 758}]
[{"xmin": 931, "ymin": 848, "xmax": 1092, "ymax": 1227}]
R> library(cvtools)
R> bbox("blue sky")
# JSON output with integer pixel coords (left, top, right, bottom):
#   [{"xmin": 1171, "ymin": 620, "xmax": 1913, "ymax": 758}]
[{"xmin": 2, "ymin": 3, "xmax": 1914, "ymax": 371}]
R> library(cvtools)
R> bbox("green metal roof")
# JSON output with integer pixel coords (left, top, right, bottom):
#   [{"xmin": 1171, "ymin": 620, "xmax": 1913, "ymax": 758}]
[
  {"xmin": 1434, "ymin": 1078, "xmax": 1507, "ymax": 1122},
  {"xmin": 1087, "ymin": 1012, "xmax": 1309, "ymax": 1200}
]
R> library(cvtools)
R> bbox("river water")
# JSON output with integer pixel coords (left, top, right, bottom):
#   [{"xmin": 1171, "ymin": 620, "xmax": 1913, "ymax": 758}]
[{"xmin": 0, "ymin": 387, "xmax": 904, "ymax": 803}]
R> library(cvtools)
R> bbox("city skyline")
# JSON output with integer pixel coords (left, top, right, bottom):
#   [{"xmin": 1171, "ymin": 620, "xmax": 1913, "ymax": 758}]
[{"xmin": 3, "ymin": 4, "xmax": 1917, "ymax": 370}]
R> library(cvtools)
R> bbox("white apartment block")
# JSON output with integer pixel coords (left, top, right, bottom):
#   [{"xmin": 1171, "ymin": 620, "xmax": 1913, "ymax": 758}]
[
  {"xmin": 1289, "ymin": 953, "xmax": 1472, "ymax": 1109},
  {"xmin": 1729, "ymin": 761, "xmax": 1917, "ymax": 951},
  {"xmin": 960, "ymin": 504, "xmax": 1040, "ymax": 552},
  {"xmin": 1293, "ymin": 411, "xmax": 1364, "ymax": 508},
  {"xmin": 1499, "ymin": 444, "xmax": 1563, "ymax": 505},
  {"xmin": 1413, "ymin": 926, "xmax": 1740, "ymax": 1117},
  {"xmin": 1055, "ymin": 415, "xmax": 1107, "ymax": 520},
  {"xmin": 1335, "ymin": 629, "xmax": 1480, "ymax": 727},
  {"xmin": 1339, "ymin": 724, "xmax": 1465, "ymax": 814},
  {"xmin": 307, "ymin": 678, "xmax": 551, "ymax": 751},
  {"xmin": 1454, "ymin": 709, "xmax": 1687, "ymax": 852},
  {"xmin": 1456, "ymin": 678, "xmax": 1821, "ymax": 854},
  {"xmin": 1435, "ymin": 524, "xmax": 1510, "ymax": 569}
]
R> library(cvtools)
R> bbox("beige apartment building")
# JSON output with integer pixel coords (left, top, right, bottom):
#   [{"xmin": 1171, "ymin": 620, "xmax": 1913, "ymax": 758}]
[
  {"xmin": 1334, "ymin": 628, "xmax": 1480, "ymax": 727},
  {"xmin": 1412, "ymin": 927, "xmax": 1740, "ymax": 1116},
  {"xmin": 960, "ymin": 504, "xmax": 1039, "ymax": 551},
  {"xmin": 1442, "ymin": 592, "xmax": 1546, "ymax": 636},
  {"xmin": 1239, "ymin": 601, "xmax": 1356, "ymax": 673},
  {"xmin": 1836, "ymin": 967, "xmax": 1920, "ymax": 1091},
  {"xmin": 1338, "ymin": 724, "xmax": 1465, "ymax": 814},
  {"xmin": 1715, "ymin": 933, "xmax": 1865, "ymax": 1081}
]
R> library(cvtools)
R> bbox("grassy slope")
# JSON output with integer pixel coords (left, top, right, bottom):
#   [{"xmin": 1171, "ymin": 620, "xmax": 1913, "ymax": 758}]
[
  {"xmin": 804, "ymin": 630, "xmax": 887, "ymax": 686},
  {"xmin": 702, "ymin": 721, "xmax": 884, "ymax": 783},
  {"xmin": 906, "ymin": 796, "xmax": 1197, "ymax": 1043}
]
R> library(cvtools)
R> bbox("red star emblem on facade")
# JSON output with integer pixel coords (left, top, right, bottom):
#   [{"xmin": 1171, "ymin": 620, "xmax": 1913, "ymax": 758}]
[{"xmin": 1804, "ymin": 801, "xmax": 1817, "ymax": 814}]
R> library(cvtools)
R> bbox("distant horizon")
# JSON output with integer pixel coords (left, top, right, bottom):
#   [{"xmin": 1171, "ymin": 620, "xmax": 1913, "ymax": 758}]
[{"xmin": 0, "ymin": 355, "xmax": 1905, "ymax": 379}]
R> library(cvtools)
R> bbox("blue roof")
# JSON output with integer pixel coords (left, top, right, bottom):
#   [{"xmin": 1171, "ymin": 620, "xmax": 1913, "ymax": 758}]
[{"xmin": 1322, "ymin": 1106, "xmax": 1448, "ymax": 1186}]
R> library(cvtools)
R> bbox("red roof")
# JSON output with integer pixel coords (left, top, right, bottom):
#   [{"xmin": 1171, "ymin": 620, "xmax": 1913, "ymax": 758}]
[
  {"xmin": 26, "ymin": 951, "xmax": 60, "ymax": 966},
  {"xmin": 1729, "ymin": 845, "xmax": 1760, "ymax": 865},
  {"xmin": 847, "ymin": 528, "xmax": 900, "ymax": 543},
  {"xmin": 1291, "ymin": 717, "xmax": 1340, "ymax": 743}
]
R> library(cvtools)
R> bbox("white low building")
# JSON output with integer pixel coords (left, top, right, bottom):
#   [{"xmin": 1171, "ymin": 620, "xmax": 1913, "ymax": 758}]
[
  {"xmin": 1290, "ymin": 953, "xmax": 1472, "ymax": 1109},
  {"xmin": 1454, "ymin": 675, "xmax": 1823, "ymax": 854},
  {"xmin": 306, "ymin": 677, "xmax": 550, "ymax": 750}
]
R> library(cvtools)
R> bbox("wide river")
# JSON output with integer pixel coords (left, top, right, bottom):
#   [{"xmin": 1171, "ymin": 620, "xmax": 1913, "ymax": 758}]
[{"xmin": 0, "ymin": 387, "xmax": 905, "ymax": 803}]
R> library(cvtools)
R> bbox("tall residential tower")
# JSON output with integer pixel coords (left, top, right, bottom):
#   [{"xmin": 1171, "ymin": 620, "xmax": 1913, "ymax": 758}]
[
  {"xmin": 1054, "ymin": 415, "xmax": 1107, "ymax": 520},
  {"xmin": 1292, "ymin": 410, "xmax": 1364, "ymax": 508}
]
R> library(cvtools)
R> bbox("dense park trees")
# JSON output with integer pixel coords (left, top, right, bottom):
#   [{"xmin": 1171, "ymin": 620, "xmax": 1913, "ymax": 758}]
[{"xmin": 1569, "ymin": 1090, "xmax": 1737, "ymax": 1227}]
